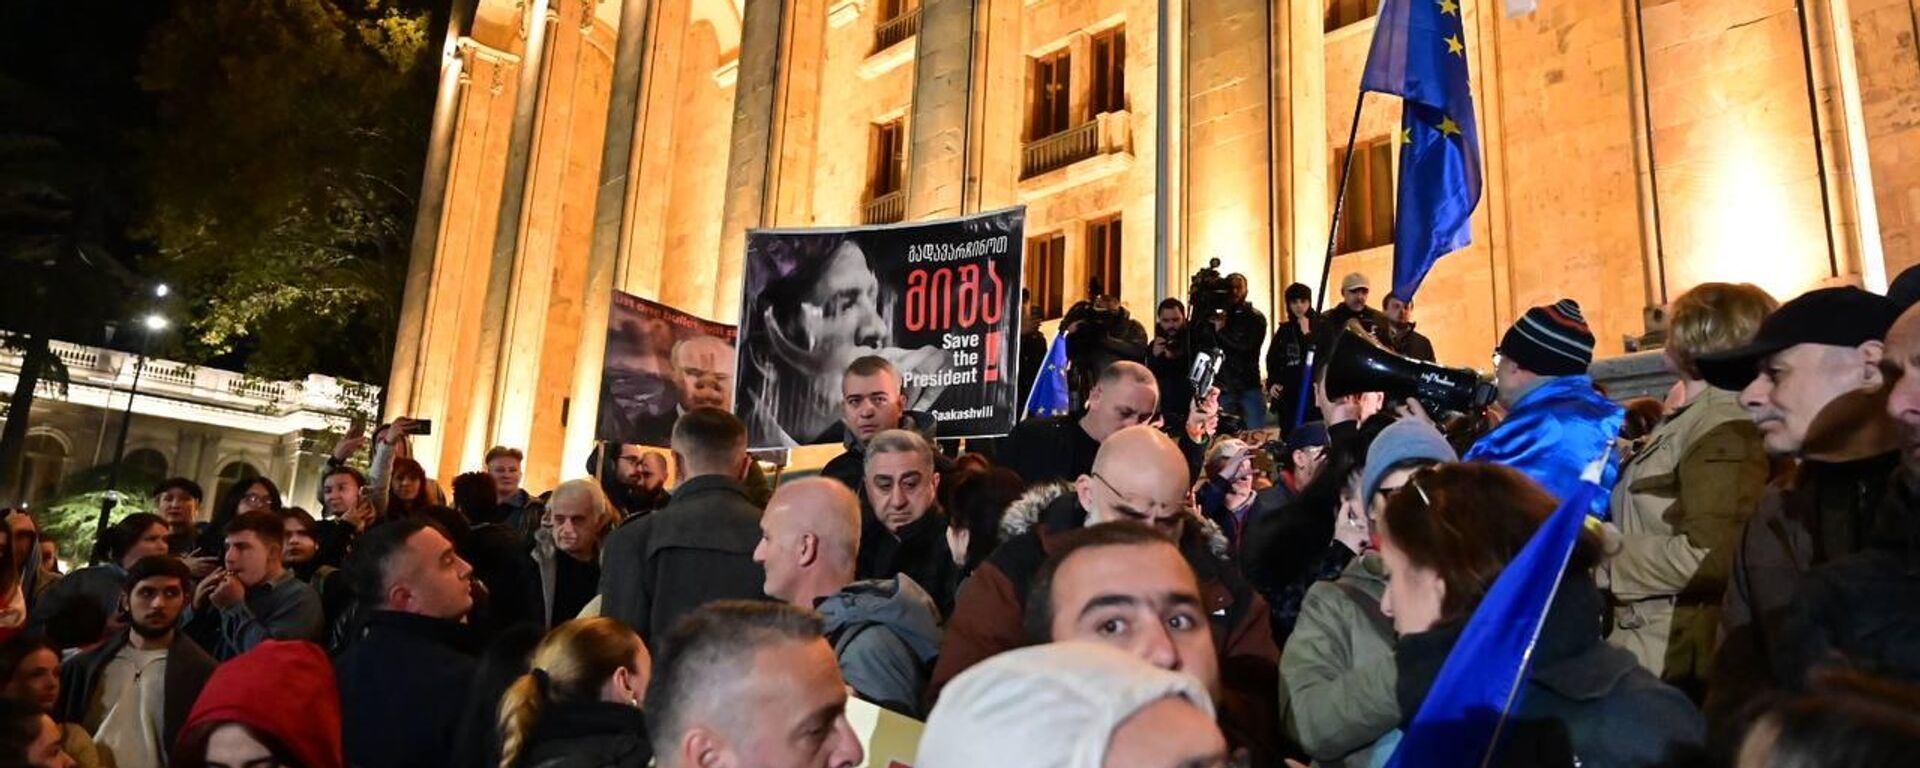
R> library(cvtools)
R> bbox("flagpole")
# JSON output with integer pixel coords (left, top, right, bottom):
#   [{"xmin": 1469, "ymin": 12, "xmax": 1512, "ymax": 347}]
[{"xmin": 1289, "ymin": 88, "xmax": 1368, "ymax": 430}]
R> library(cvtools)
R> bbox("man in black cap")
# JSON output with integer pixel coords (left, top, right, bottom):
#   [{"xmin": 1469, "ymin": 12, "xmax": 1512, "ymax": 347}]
[
  {"xmin": 1462, "ymin": 299, "xmax": 1624, "ymax": 519},
  {"xmin": 1694, "ymin": 286, "xmax": 1902, "ymax": 741}
]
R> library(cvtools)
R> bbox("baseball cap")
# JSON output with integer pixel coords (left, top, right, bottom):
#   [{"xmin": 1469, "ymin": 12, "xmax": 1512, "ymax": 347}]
[
  {"xmin": 1696, "ymin": 286, "xmax": 1898, "ymax": 392},
  {"xmin": 1285, "ymin": 422, "xmax": 1330, "ymax": 451},
  {"xmin": 1342, "ymin": 273, "xmax": 1371, "ymax": 293}
]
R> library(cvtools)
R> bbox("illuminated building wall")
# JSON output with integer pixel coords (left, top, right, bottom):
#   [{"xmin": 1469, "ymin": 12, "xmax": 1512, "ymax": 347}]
[{"xmin": 390, "ymin": 0, "xmax": 1920, "ymax": 487}]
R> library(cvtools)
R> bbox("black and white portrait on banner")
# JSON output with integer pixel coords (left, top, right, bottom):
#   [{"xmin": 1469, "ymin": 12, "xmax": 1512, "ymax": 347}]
[
  {"xmin": 735, "ymin": 208, "xmax": 1026, "ymax": 449},
  {"xmin": 595, "ymin": 291, "xmax": 739, "ymax": 447}
]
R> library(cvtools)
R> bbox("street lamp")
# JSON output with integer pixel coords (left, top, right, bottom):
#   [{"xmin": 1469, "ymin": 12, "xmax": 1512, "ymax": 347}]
[{"xmin": 90, "ymin": 295, "xmax": 170, "ymax": 564}]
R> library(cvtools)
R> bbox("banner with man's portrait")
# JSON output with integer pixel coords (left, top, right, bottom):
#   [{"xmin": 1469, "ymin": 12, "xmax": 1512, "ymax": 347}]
[
  {"xmin": 596, "ymin": 291, "xmax": 738, "ymax": 447},
  {"xmin": 735, "ymin": 207, "xmax": 1026, "ymax": 450}
]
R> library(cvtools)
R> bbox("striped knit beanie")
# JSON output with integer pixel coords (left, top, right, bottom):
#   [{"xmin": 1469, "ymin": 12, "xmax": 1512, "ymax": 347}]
[{"xmin": 1500, "ymin": 299, "xmax": 1595, "ymax": 376}]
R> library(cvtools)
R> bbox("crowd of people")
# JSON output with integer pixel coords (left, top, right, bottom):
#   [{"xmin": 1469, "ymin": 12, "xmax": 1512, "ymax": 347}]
[{"xmin": 0, "ymin": 270, "xmax": 1915, "ymax": 768}]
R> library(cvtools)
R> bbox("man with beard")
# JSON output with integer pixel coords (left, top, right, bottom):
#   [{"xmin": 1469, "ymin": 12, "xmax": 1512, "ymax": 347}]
[
  {"xmin": 1211, "ymin": 274, "xmax": 1270, "ymax": 430},
  {"xmin": 58, "ymin": 556, "xmax": 216, "ymax": 768},
  {"xmin": 1147, "ymin": 299, "xmax": 1196, "ymax": 429},
  {"xmin": 592, "ymin": 443, "xmax": 672, "ymax": 519}
]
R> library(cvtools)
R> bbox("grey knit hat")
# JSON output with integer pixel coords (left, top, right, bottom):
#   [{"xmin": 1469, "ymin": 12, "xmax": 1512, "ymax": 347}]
[{"xmin": 1361, "ymin": 418, "xmax": 1458, "ymax": 504}]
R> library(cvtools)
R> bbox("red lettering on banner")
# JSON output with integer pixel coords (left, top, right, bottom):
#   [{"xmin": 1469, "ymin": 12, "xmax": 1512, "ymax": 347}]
[
  {"xmin": 985, "ymin": 331, "xmax": 1002, "ymax": 382},
  {"xmin": 903, "ymin": 260, "xmax": 1009, "ymax": 332}
]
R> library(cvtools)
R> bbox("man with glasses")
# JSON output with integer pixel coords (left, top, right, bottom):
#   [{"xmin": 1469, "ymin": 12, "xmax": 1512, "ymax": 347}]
[{"xmin": 928, "ymin": 426, "xmax": 1279, "ymax": 714}]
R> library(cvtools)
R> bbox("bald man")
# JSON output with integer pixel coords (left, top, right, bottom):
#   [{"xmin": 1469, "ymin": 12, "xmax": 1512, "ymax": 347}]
[
  {"xmin": 928, "ymin": 426, "xmax": 1279, "ymax": 717},
  {"xmin": 672, "ymin": 335, "xmax": 736, "ymax": 411},
  {"xmin": 997, "ymin": 361, "xmax": 1217, "ymax": 485},
  {"xmin": 755, "ymin": 478, "xmax": 943, "ymax": 716}
]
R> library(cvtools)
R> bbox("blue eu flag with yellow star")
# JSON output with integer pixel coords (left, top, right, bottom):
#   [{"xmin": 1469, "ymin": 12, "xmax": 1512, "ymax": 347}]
[
  {"xmin": 1023, "ymin": 331, "xmax": 1070, "ymax": 418},
  {"xmin": 1361, "ymin": 0, "xmax": 1482, "ymax": 301}
]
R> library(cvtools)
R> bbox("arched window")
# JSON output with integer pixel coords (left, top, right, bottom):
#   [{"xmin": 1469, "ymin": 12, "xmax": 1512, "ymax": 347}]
[
  {"xmin": 22, "ymin": 434, "xmax": 67, "ymax": 508},
  {"xmin": 213, "ymin": 461, "xmax": 262, "ymax": 509},
  {"xmin": 123, "ymin": 448, "xmax": 170, "ymax": 492}
]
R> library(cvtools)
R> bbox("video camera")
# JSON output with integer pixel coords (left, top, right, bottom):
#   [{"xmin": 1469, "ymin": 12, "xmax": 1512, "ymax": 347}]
[
  {"xmin": 1324, "ymin": 328, "xmax": 1496, "ymax": 416},
  {"xmin": 1187, "ymin": 258, "xmax": 1232, "ymax": 324}
]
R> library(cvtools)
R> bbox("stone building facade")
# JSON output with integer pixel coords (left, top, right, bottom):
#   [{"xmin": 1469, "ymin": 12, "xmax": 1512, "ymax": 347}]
[
  {"xmin": 389, "ymin": 0, "xmax": 1920, "ymax": 488},
  {"xmin": 1, "ymin": 341, "xmax": 375, "ymax": 515}
]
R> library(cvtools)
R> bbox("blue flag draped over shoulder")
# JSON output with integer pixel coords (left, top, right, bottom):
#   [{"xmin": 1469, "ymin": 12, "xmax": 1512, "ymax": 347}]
[
  {"xmin": 1384, "ymin": 466, "xmax": 1608, "ymax": 768},
  {"xmin": 1023, "ymin": 331, "xmax": 1070, "ymax": 418},
  {"xmin": 1361, "ymin": 0, "xmax": 1483, "ymax": 301}
]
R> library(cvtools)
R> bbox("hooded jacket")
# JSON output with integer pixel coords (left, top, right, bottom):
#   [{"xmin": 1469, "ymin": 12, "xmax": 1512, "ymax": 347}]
[
  {"xmin": 1396, "ymin": 578, "xmax": 1704, "ymax": 768},
  {"xmin": 179, "ymin": 640, "xmax": 343, "ymax": 768},
  {"xmin": 929, "ymin": 484, "xmax": 1282, "ymax": 763},
  {"xmin": 818, "ymin": 574, "xmax": 944, "ymax": 717},
  {"xmin": 1280, "ymin": 553, "xmax": 1398, "ymax": 768},
  {"xmin": 59, "ymin": 628, "xmax": 217, "ymax": 761},
  {"xmin": 1463, "ymin": 375, "xmax": 1625, "ymax": 520}
]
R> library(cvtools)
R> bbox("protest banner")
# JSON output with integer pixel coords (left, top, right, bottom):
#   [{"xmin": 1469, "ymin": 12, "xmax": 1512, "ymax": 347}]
[
  {"xmin": 596, "ymin": 290, "xmax": 738, "ymax": 447},
  {"xmin": 734, "ymin": 208, "xmax": 1026, "ymax": 449}
]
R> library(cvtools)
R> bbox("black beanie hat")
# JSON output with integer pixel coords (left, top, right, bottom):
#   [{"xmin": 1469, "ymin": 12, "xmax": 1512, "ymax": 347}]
[{"xmin": 1500, "ymin": 299, "xmax": 1596, "ymax": 376}]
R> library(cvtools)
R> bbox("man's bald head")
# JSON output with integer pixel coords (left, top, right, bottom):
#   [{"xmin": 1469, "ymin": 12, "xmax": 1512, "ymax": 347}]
[
  {"xmin": 673, "ymin": 335, "xmax": 737, "ymax": 410},
  {"xmin": 1076, "ymin": 426, "xmax": 1193, "ymax": 533},
  {"xmin": 754, "ymin": 478, "xmax": 862, "ymax": 605},
  {"xmin": 1082, "ymin": 362, "xmax": 1161, "ymax": 442},
  {"xmin": 1883, "ymin": 305, "xmax": 1920, "ymax": 472}
]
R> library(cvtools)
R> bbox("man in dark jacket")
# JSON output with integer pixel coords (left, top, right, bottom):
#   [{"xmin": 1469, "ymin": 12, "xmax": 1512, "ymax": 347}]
[
  {"xmin": 1315, "ymin": 273, "xmax": 1386, "ymax": 358},
  {"xmin": 929, "ymin": 426, "xmax": 1280, "ymax": 716},
  {"xmin": 755, "ymin": 478, "xmax": 942, "ymax": 717},
  {"xmin": 1148, "ymin": 298, "xmax": 1196, "ymax": 429},
  {"xmin": 1768, "ymin": 301, "xmax": 1920, "ymax": 692},
  {"xmin": 58, "ymin": 556, "xmax": 215, "ymax": 768},
  {"xmin": 857, "ymin": 430, "xmax": 958, "ymax": 616},
  {"xmin": 1693, "ymin": 286, "xmax": 1902, "ymax": 741},
  {"xmin": 818, "ymin": 355, "xmax": 946, "ymax": 493},
  {"xmin": 1380, "ymin": 292, "xmax": 1435, "ymax": 362},
  {"xmin": 999, "ymin": 361, "xmax": 1213, "ymax": 485},
  {"xmin": 598, "ymin": 408, "xmax": 767, "ymax": 647},
  {"xmin": 1267, "ymin": 283, "xmax": 1317, "ymax": 435},
  {"xmin": 1210, "ymin": 273, "xmax": 1270, "ymax": 430},
  {"xmin": 336, "ymin": 518, "xmax": 481, "ymax": 768}
]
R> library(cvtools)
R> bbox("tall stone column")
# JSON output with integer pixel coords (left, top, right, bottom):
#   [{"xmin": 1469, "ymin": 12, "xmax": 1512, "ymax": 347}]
[
  {"xmin": 1183, "ymin": 0, "xmax": 1275, "ymax": 315},
  {"xmin": 906, "ymin": 0, "xmax": 977, "ymax": 220},
  {"xmin": 716, "ymin": 0, "xmax": 789, "ymax": 322}
]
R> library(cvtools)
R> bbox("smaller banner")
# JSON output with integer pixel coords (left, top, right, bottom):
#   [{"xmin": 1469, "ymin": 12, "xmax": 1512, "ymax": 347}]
[
  {"xmin": 735, "ymin": 208, "xmax": 1026, "ymax": 449},
  {"xmin": 595, "ymin": 291, "xmax": 738, "ymax": 447}
]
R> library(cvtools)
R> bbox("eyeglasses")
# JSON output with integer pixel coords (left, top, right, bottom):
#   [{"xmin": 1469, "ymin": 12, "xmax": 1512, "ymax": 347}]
[
  {"xmin": 1088, "ymin": 472, "xmax": 1187, "ymax": 531},
  {"xmin": 242, "ymin": 493, "xmax": 274, "ymax": 505}
]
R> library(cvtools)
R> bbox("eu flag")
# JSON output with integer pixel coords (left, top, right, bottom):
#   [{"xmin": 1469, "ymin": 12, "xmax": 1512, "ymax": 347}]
[
  {"xmin": 1361, "ymin": 0, "xmax": 1482, "ymax": 301},
  {"xmin": 1384, "ymin": 459, "xmax": 1608, "ymax": 768},
  {"xmin": 1023, "ymin": 331, "xmax": 1070, "ymax": 419}
]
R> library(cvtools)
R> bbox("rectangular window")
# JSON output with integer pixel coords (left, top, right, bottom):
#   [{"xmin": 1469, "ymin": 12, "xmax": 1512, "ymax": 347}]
[
  {"xmin": 869, "ymin": 119, "xmax": 906, "ymax": 198},
  {"xmin": 1090, "ymin": 29, "xmax": 1126, "ymax": 115},
  {"xmin": 1332, "ymin": 140, "xmax": 1395, "ymax": 255},
  {"xmin": 1027, "ymin": 233, "xmax": 1067, "ymax": 320},
  {"xmin": 1325, "ymin": 0, "xmax": 1383, "ymax": 32},
  {"xmin": 880, "ymin": 0, "xmax": 918, "ymax": 21},
  {"xmin": 1030, "ymin": 49, "xmax": 1072, "ymax": 140},
  {"xmin": 1086, "ymin": 215, "xmax": 1123, "ymax": 300}
]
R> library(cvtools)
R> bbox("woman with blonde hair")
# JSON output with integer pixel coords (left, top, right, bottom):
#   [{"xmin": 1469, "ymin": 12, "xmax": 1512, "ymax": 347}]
[
  {"xmin": 497, "ymin": 617, "xmax": 651, "ymax": 768},
  {"xmin": 1606, "ymin": 282, "xmax": 1777, "ymax": 699}
]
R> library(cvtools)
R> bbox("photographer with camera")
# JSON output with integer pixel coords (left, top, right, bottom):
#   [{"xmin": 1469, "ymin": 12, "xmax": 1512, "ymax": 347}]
[
  {"xmin": 1206, "ymin": 274, "xmax": 1270, "ymax": 430},
  {"xmin": 1061, "ymin": 279, "xmax": 1149, "ymax": 409},
  {"xmin": 1148, "ymin": 298, "xmax": 1197, "ymax": 428},
  {"xmin": 1267, "ymin": 283, "xmax": 1317, "ymax": 434}
]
